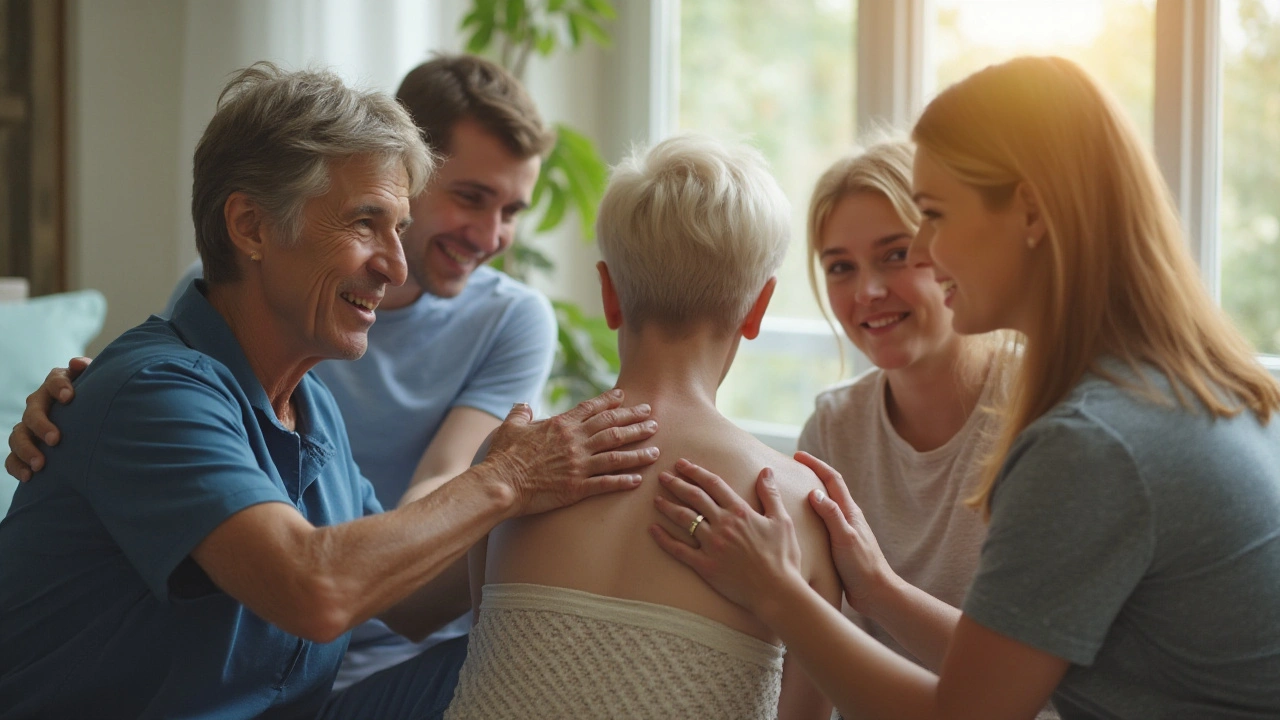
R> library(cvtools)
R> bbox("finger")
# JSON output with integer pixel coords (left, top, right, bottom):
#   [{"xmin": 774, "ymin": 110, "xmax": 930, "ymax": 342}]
[
  {"xmin": 795, "ymin": 451, "xmax": 857, "ymax": 520},
  {"xmin": 7, "ymin": 424, "xmax": 45, "ymax": 473},
  {"xmin": 657, "ymin": 470, "xmax": 722, "ymax": 520},
  {"xmin": 569, "ymin": 473, "xmax": 644, "ymax": 502},
  {"xmin": 5, "ymin": 453, "xmax": 33, "ymax": 483},
  {"xmin": 809, "ymin": 487, "xmax": 853, "ymax": 536},
  {"xmin": 580, "ymin": 403, "xmax": 652, "ymax": 438},
  {"xmin": 67, "ymin": 356, "xmax": 93, "ymax": 378},
  {"xmin": 672, "ymin": 459, "xmax": 746, "ymax": 514},
  {"xmin": 584, "ymin": 447, "xmax": 660, "ymax": 477},
  {"xmin": 585, "ymin": 415, "xmax": 657, "ymax": 454},
  {"xmin": 504, "ymin": 402, "xmax": 533, "ymax": 425},
  {"xmin": 653, "ymin": 494, "xmax": 702, "ymax": 547},
  {"xmin": 562, "ymin": 388, "xmax": 624, "ymax": 422},
  {"xmin": 755, "ymin": 468, "xmax": 792, "ymax": 523},
  {"xmin": 44, "ymin": 366, "xmax": 78, "ymax": 406},
  {"xmin": 649, "ymin": 524, "xmax": 708, "ymax": 575}
]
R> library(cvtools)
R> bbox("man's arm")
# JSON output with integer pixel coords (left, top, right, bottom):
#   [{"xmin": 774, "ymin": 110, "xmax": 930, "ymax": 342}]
[
  {"xmin": 192, "ymin": 393, "xmax": 659, "ymax": 643},
  {"xmin": 398, "ymin": 406, "xmax": 502, "ymax": 506}
]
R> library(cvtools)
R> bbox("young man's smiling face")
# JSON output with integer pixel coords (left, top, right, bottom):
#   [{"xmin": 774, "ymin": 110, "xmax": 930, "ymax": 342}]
[{"xmin": 383, "ymin": 119, "xmax": 542, "ymax": 309}]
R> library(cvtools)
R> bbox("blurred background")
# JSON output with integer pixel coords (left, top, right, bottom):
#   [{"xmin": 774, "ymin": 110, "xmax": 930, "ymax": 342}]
[{"xmin": 2, "ymin": 0, "xmax": 1277, "ymax": 450}]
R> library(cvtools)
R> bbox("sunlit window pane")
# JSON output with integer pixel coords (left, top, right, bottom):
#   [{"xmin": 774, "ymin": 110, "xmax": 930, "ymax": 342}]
[
  {"xmin": 931, "ymin": 0, "xmax": 1155, "ymax": 146},
  {"xmin": 677, "ymin": 0, "xmax": 858, "ymax": 426},
  {"xmin": 1221, "ymin": 0, "xmax": 1280, "ymax": 356}
]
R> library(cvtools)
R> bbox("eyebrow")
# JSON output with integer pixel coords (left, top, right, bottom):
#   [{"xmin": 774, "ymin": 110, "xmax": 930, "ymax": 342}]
[
  {"xmin": 911, "ymin": 192, "xmax": 939, "ymax": 203},
  {"xmin": 819, "ymin": 233, "xmax": 911, "ymax": 258},
  {"xmin": 453, "ymin": 180, "xmax": 531, "ymax": 211},
  {"xmin": 351, "ymin": 204, "xmax": 413, "ymax": 231}
]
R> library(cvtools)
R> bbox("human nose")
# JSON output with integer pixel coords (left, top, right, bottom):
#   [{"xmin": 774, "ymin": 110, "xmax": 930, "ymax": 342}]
[
  {"xmin": 468, "ymin": 209, "xmax": 506, "ymax": 255},
  {"xmin": 370, "ymin": 229, "xmax": 408, "ymax": 287},
  {"xmin": 853, "ymin": 269, "xmax": 888, "ymax": 304},
  {"xmin": 908, "ymin": 224, "xmax": 935, "ymax": 268}
]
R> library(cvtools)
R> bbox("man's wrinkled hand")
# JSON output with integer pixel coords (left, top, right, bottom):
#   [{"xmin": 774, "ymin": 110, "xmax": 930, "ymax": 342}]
[{"xmin": 484, "ymin": 389, "xmax": 659, "ymax": 517}]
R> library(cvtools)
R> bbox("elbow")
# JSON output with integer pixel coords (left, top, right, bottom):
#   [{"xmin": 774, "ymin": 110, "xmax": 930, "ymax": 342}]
[{"xmin": 282, "ymin": 576, "xmax": 358, "ymax": 644}]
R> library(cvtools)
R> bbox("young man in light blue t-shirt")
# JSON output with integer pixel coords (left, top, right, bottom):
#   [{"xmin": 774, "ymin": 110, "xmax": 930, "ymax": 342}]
[{"xmin": 12, "ymin": 55, "xmax": 560, "ymax": 693}]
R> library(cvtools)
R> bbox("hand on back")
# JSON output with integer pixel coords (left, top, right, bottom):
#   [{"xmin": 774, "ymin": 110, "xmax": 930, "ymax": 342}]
[
  {"xmin": 484, "ymin": 389, "xmax": 660, "ymax": 517},
  {"xmin": 5, "ymin": 357, "xmax": 91, "ymax": 482}
]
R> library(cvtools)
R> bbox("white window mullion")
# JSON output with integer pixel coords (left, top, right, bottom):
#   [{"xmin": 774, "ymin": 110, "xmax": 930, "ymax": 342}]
[
  {"xmin": 1153, "ymin": 0, "xmax": 1222, "ymax": 300},
  {"xmin": 856, "ymin": 0, "xmax": 930, "ymax": 132}
]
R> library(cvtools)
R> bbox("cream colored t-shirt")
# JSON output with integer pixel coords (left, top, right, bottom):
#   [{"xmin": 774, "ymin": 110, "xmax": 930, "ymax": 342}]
[{"xmin": 798, "ymin": 367, "xmax": 997, "ymax": 664}]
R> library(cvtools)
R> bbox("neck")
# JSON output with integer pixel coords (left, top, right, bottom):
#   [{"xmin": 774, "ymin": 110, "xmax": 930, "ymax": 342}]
[
  {"xmin": 611, "ymin": 323, "xmax": 739, "ymax": 416},
  {"xmin": 882, "ymin": 336, "xmax": 992, "ymax": 452},
  {"xmin": 206, "ymin": 281, "xmax": 318, "ymax": 428}
]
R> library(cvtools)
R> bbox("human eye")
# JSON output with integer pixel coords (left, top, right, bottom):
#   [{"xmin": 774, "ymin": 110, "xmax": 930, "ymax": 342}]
[
  {"xmin": 454, "ymin": 190, "xmax": 484, "ymax": 208},
  {"xmin": 824, "ymin": 260, "xmax": 854, "ymax": 277},
  {"xmin": 920, "ymin": 208, "xmax": 942, "ymax": 223},
  {"xmin": 884, "ymin": 247, "xmax": 908, "ymax": 263}
]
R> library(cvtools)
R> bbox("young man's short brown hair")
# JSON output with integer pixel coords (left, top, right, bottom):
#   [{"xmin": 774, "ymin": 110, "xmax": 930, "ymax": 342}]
[{"xmin": 396, "ymin": 54, "xmax": 554, "ymax": 160}]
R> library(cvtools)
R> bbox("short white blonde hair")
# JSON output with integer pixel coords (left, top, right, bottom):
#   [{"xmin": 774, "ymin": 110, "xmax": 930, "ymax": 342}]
[{"xmin": 596, "ymin": 133, "xmax": 790, "ymax": 332}]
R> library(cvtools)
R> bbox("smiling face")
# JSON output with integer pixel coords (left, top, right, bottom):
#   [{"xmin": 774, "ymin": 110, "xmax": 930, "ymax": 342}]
[
  {"xmin": 910, "ymin": 149, "xmax": 1043, "ymax": 337},
  {"xmin": 819, "ymin": 191, "xmax": 958, "ymax": 371},
  {"xmin": 385, "ymin": 119, "xmax": 542, "ymax": 307},
  {"xmin": 259, "ymin": 154, "xmax": 411, "ymax": 361}
]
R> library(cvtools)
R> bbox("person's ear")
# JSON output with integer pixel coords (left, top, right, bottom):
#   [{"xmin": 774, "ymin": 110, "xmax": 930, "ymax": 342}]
[
  {"xmin": 597, "ymin": 261, "xmax": 623, "ymax": 330},
  {"xmin": 741, "ymin": 276, "xmax": 777, "ymax": 340},
  {"xmin": 224, "ymin": 191, "xmax": 269, "ymax": 263},
  {"xmin": 1016, "ymin": 182, "xmax": 1048, "ymax": 249}
]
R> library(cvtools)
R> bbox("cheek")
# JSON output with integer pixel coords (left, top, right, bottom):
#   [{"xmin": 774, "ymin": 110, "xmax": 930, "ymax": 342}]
[{"xmin": 826, "ymin": 280, "xmax": 857, "ymax": 317}]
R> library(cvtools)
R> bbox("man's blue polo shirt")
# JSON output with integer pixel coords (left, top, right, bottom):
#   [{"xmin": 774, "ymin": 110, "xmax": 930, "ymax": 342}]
[{"xmin": 0, "ymin": 282, "xmax": 383, "ymax": 719}]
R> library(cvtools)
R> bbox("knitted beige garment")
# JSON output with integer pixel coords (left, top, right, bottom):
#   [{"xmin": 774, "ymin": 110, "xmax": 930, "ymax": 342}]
[{"xmin": 444, "ymin": 583, "xmax": 785, "ymax": 720}]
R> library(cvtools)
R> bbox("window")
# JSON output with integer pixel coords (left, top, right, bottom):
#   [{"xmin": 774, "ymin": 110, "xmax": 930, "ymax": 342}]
[
  {"xmin": 676, "ymin": 0, "xmax": 860, "ymax": 437},
  {"xmin": 1220, "ymin": 0, "xmax": 1280, "ymax": 356},
  {"xmin": 664, "ymin": 0, "xmax": 1280, "ymax": 449},
  {"xmin": 931, "ymin": 1, "xmax": 1155, "ymax": 144}
]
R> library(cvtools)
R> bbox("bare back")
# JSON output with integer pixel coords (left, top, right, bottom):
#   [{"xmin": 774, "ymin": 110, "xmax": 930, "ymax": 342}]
[{"xmin": 483, "ymin": 398, "xmax": 840, "ymax": 643}]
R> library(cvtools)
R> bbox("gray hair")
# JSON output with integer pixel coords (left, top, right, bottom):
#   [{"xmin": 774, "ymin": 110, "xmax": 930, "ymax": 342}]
[
  {"xmin": 596, "ymin": 133, "xmax": 790, "ymax": 332},
  {"xmin": 192, "ymin": 62, "xmax": 434, "ymax": 284}
]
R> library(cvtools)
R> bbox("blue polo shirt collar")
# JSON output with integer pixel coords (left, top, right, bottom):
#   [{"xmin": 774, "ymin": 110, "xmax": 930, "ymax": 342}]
[{"xmin": 168, "ymin": 279, "xmax": 337, "ymax": 500}]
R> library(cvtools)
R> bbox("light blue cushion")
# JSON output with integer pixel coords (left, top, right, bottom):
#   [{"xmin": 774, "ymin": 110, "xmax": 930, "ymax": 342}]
[{"xmin": 0, "ymin": 289, "xmax": 106, "ymax": 511}]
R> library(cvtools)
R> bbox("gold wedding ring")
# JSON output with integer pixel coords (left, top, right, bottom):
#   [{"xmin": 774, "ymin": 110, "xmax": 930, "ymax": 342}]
[{"xmin": 688, "ymin": 514, "xmax": 705, "ymax": 538}]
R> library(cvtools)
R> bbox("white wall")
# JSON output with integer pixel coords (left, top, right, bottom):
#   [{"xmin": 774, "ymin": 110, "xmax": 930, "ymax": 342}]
[
  {"xmin": 67, "ymin": 0, "xmax": 185, "ymax": 353},
  {"xmin": 67, "ymin": 0, "xmax": 449, "ymax": 352}
]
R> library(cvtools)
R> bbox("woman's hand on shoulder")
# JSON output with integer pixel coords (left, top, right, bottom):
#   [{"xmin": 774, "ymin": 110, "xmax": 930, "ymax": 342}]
[
  {"xmin": 795, "ymin": 451, "xmax": 898, "ymax": 615},
  {"xmin": 650, "ymin": 459, "xmax": 807, "ymax": 616}
]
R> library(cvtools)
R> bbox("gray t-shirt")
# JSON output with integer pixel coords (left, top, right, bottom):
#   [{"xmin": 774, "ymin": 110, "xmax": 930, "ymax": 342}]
[{"xmin": 965, "ymin": 363, "xmax": 1280, "ymax": 718}]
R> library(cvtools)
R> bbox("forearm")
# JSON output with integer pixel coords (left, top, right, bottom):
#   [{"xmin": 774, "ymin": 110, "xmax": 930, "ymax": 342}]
[
  {"xmin": 858, "ymin": 573, "xmax": 962, "ymax": 672},
  {"xmin": 758, "ymin": 574, "xmax": 940, "ymax": 720},
  {"xmin": 302, "ymin": 463, "xmax": 517, "ymax": 638},
  {"xmin": 398, "ymin": 470, "xmax": 454, "ymax": 507}
]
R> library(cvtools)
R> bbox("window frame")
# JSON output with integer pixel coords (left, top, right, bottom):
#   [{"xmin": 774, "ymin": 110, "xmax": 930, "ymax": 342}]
[{"xmin": 651, "ymin": 0, "xmax": 1279, "ymax": 449}]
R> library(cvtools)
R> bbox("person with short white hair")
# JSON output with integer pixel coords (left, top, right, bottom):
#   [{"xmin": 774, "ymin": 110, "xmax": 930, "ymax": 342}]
[{"xmin": 444, "ymin": 133, "xmax": 841, "ymax": 720}]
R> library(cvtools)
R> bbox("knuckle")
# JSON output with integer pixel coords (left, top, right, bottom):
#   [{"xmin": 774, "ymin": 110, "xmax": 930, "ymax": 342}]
[{"xmin": 605, "ymin": 427, "xmax": 624, "ymax": 445}]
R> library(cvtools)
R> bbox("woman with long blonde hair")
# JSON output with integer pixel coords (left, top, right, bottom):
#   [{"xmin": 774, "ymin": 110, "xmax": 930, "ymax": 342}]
[{"xmin": 651, "ymin": 56, "xmax": 1280, "ymax": 719}]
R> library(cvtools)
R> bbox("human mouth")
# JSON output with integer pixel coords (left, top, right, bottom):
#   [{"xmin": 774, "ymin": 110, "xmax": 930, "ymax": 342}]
[
  {"xmin": 862, "ymin": 313, "xmax": 909, "ymax": 330},
  {"xmin": 339, "ymin": 291, "xmax": 379, "ymax": 312},
  {"xmin": 437, "ymin": 239, "xmax": 481, "ymax": 269}
]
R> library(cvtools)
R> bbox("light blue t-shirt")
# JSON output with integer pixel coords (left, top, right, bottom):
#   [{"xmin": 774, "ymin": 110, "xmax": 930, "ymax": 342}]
[
  {"xmin": 163, "ymin": 261, "xmax": 558, "ymax": 687},
  {"xmin": 0, "ymin": 282, "xmax": 382, "ymax": 719},
  {"xmin": 965, "ymin": 362, "xmax": 1280, "ymax": 718}
]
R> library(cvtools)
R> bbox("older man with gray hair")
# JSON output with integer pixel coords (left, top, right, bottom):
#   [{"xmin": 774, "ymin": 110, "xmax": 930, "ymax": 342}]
[{"xmin": 0, "ymin": 63, "xmax": 656, "ymax": 720}]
